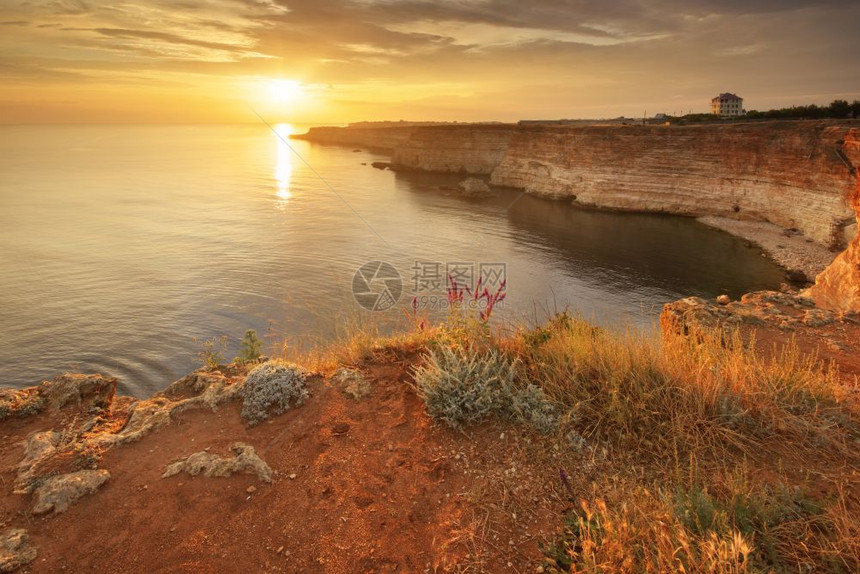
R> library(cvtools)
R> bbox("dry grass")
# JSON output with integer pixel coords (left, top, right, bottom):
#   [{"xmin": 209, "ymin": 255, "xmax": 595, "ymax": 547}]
[{"xmin": 275, "ymin": 310, "xmax": 860, "ymax": 572}]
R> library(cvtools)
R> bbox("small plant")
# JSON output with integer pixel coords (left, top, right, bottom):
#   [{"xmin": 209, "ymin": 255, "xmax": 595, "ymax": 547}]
[
  {"xmin": 195, "ymin": 335, "xmax": 228, "ymax": 369},
  {"xmin": 241, "ymin": 361, "xmax": 310, "ymax": 426},
  {"xmin": 446, "ymin": 274, "xmax": 507, "ymax": 322},
  {"xmin": 413, "ymin": 345, "xmax": 557, "ymax": 432},
  {"xmin": 236, "ymin": 329, "xmax": 263, "ymax": 363}
]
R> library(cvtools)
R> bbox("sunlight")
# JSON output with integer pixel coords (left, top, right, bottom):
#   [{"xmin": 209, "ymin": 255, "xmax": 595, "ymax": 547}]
[
  {"xmin": 269, "ymin": 80, "xmax": 303, "ymax": 103},
  {"xmin": 274, "ymin": 123, "xmax": 293, "ymax": 200}
]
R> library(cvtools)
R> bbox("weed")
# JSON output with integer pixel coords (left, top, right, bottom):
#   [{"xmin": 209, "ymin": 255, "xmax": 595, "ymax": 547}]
[
  {"xmin": 234, "ymin": 329, "xmax": 263, "ymax": 364},
  {"xmin": 195, "ymin": 335, "xmax": 228, "ymax": 369}
]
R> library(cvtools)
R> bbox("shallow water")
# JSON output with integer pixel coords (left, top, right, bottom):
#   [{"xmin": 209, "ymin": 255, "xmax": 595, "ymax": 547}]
[{"xmin": 0, "ymin": 124, "xmax": 786, "ymax": 396}]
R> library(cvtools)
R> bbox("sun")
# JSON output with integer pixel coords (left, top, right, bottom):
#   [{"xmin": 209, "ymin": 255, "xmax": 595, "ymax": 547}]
[{"xmin": 269, "ymin": 79, "xmax": 303, "ymax": 103}]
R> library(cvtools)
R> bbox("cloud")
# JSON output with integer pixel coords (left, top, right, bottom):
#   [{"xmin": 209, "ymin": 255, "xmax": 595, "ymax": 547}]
[{"xmin": 1, "ymin": 0, "xmax": 858, "ymax": 122}]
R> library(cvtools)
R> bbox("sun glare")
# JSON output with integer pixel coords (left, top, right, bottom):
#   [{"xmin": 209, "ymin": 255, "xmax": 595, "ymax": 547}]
[{"xmin": 269, "ymin": 79, "xmax": 302, "ymax": 103}]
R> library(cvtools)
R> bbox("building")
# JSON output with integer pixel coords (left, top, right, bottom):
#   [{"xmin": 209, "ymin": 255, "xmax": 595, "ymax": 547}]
[{"xmin": 711, "ymin": 93, "xmax": 744, "ymax": 117}]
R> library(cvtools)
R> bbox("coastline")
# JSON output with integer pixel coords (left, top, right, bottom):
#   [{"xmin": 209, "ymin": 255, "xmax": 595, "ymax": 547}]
[{"xmin": 696, "ymin": 215, "xmax": 837, "ymax": 280}]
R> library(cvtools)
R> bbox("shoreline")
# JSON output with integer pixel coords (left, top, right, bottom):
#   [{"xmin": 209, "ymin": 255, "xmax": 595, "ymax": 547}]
[
  {"xmin": 295, "ymin": 120, "xmax": 859, "ymax": 253},
  {"xmin": 696, "ymin": 215, "xmax": 837, "ymax": 281}
]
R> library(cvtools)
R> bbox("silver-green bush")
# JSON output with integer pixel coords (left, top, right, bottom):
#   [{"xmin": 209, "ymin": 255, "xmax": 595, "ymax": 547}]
[
  {"xmin": 413, "ymin": 346, "xmax": 558, "ymax": 432},
  {"xmin": 241, "ymin": 361, "xmax": 310, "ymax": 426}
]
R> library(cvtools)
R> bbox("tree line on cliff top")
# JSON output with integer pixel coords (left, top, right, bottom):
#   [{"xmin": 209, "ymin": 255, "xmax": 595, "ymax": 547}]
[
  {"xmin": 675, "ymin": 99, "xmax": 860, "ymax": 123},
  {"xmin": 744, "ymin": 99, "xmax": 860, "ymax": 120}
]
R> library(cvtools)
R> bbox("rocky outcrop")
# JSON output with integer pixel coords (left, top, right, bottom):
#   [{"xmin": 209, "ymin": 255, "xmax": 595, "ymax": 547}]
[
  {"xmin": 32, "ymin": 469, "xmax": 110, "ymax": 515},
  {"xmin": 162, "ymin": 443, "xmax": 273, "ymax": 483},
  {"xmin": 392, "ymin": 125, "xmax": 514, "ymax": 175},
  {"xmin": 296, "ymin": 121, "xmax": 859, "ymax": 249},
  {"xmin": 492, "ymin": 123, "xmax": 857, "ymax": 247},
  {"xmin": 806, "ymin": 168, "xmax": 860, "ymax": 312},
  {"xmin": 291, "ymin": 126, "xmax": 414, "ymax": 151},
  {"xmin": 660, "ymin": 290, "xmax": 827, "ymax": 335},
  {"xmin": 0, "ymin": 529, "xmax": 37, "ymax": 572},
  {"xmin": 0, "ymin": 373, "xmax": 116, "ymax": 422},
  {"xmin": 457, "ymin": 177, "xmax": 493, "ymax": 198}
]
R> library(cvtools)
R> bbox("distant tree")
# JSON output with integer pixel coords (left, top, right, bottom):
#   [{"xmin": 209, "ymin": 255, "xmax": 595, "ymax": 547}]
[{"xmin": 829, "ymin": 99, "xmax": 851, "ymax": 118}]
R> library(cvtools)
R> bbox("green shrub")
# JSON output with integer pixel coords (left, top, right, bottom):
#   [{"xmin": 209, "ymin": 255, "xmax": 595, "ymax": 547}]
[
  {"xmin": 241, "ymin": 361, "xmax": 310, "ymax": 426},
  {"xmin": 237, "ymin": 329, "xmax": 263, "ymax": 363}
]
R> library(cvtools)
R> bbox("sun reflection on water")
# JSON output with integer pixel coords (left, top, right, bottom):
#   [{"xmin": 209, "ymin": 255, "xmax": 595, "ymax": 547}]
[{"xmin": 274, "ymin": 123, "xmax": 293, "ymax": 200}]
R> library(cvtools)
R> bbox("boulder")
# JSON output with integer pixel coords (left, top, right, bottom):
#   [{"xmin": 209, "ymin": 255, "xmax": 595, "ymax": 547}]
[
  {"xmin": 162, "ymin": 443, "xmax": 272, "ymax": 483},
  {"xmin": 806, "ymin": 176, "xmax": 860, "ymax": 312},
  {"xmin": 0, "ymin": 529, "xmax": 37, "ymax": 572},
  {"xmin": 32, "ymin": 469, "xmax": 110, "ymax": 515}
]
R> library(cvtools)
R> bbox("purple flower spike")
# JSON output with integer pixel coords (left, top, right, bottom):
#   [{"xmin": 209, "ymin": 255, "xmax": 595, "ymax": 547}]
[{"xmin": 559, "ymin": 469, "xmax": 574, "ymax": 495}]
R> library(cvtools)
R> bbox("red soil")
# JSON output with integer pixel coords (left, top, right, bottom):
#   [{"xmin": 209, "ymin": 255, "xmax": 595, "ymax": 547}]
[{"xmin": 1, "ymin": 350, "xmax": 562, "ymax": 573}]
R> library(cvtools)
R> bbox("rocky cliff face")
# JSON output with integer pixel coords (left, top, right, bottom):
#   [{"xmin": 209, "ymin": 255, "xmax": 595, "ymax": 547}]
[
  {"xmin": 292, "ymin": 126, "xmax": 415, "ymax": 150},
  {"xmin": 296, "ymin": 121, "xmax": 859, "ymax": 248},
  {"xmin": 491, "ymin": 123, "xmax": 857, "ymax": 247},
  {"xmin": 392, "ymin": 125, "xmax": 515, "ymax": 175},
  {"xmin": 806, "ymin": 130, "xmax": 860, "ymax": 312}
]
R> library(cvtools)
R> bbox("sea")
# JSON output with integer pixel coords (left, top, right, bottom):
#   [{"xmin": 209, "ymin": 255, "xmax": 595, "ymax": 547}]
[{"xmin": 0, "ymin": 124, "xmax": 786, "ymax": 396}]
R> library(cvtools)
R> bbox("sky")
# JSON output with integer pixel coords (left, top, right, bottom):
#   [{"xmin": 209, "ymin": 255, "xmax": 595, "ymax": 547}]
[{"xmin": 1, "ymin": 0, "xmax": 859, "ymax": 124}]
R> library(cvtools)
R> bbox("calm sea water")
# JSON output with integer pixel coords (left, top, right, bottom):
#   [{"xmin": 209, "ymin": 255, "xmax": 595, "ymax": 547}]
[{"xmin": 0, "ymin": 124, "xmax": 786, "ymax": 396}]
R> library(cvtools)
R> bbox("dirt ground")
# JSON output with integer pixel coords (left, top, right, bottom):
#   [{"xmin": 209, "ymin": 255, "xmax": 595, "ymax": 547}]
[
  {"xmin": 0, "ymin": 349, "xmax": 564, "ymax": 573},
  {"xmin": 2, "ymin": 293, "xmax": 859, "ymax": 573}
]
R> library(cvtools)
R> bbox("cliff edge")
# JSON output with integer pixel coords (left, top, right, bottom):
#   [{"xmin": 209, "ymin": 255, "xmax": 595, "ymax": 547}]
[
  {"xmin": 806, "ymin": 149, "xmax": 860, "ymax": 312},
  {"xmin": 296, "ymin": 121, "xmax": 859, "ymax": 252}
]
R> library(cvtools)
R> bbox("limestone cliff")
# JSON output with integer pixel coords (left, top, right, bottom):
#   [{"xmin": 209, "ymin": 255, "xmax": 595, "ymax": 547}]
[
  {"xmin": 806, "ymin": 130, "xmax": 860, "ymax": 312},
  {"xmin": 296, "ymin": 121, "xmax": 859, "ymax": 248},
  {"xmin": 491, "ymin": 123, "xmax": 857, "ymax": 247},
  {"xmin": 391, "ymin": 125, "xmax": 515, "ymax": 175},
  {"xmin": 291, "ymin": 125, "xmax": 414, "ymax": 150}
]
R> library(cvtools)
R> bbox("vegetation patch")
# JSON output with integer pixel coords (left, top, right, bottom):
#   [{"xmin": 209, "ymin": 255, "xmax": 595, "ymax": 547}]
[
  {"xmin": 413, "ymin": 345, "xmax": 558, "ymax": 433},
  {"xmin": 241, "ymin": 361, "xmax": 310, "ymax": 426}
]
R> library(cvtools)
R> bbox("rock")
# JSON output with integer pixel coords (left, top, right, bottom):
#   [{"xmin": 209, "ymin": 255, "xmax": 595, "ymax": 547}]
[
  {"xmin": 334, "ymin": 367, "xmax": 370, "ymax": 400},
  {"xmin": 371, "ymin": 161, "xmax": 392, "ymax": 170},
  {"xmin": 0, "ymin": 529, "xmax": 37, "ymax": 572},
  {"xmin": 786, "ymin": 269, "xmax": 808, "ymax": 283},
  {"xmin": 456, "ymin": 178, "xmax": 493, "ymax": 198},
  {"xmin": 332, "ymin": 422, "xmax": 350, "ymax": 435},
  {"xmin": 246, "ymin": 485, "xmax": 257, "ymax": 494},
  {"xmin": 162, "ymin": 443, "xmax": 273, "ymax": 483},
  {"xmin": 90, "ymin": 371, "xmax": 243, "ymax": 449},
  {"xmin": 803, "ymin": 308, "xmax": 835, "ymax": 327},
  {"xmin": 13, "ymin": 430, "xmax": 62, "ymax": 494},
  {"xmin": 32, "ymin": 469, "xmax": 110, "ymax": 515},
  {"xmin": 716, "ymin": 294, "xmax": 731, "ymax": 305},
  {"xmin": 660, "ymin": 296, "xmax": 733, "ymax": 335},
  {"xmin": 40, "ymin": 373, "xmax": 117, "ymax": 411},
  {"xmin": 300, "ymin": 122, "xmax": 858, "ymax": 247},
  {"xmin": 806, "ymin": 176, "xmax": 860, "ymax": 312},
  {"xmin": 0, "ymin": 374, "xmax": 115, "ymax": 422}
]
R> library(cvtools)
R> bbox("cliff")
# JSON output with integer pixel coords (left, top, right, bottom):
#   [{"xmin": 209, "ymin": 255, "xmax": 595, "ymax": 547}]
[
  {"xmin": 291, "ymin": 125, "xmax": 414, "ymax": 151},
  {"xmin": 806, "ymin": 132, "xmax": 860, "ymax": 312},
  {"xmin": 296, "ymin": 121, "xmax": 860, "ymax": 249}
]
